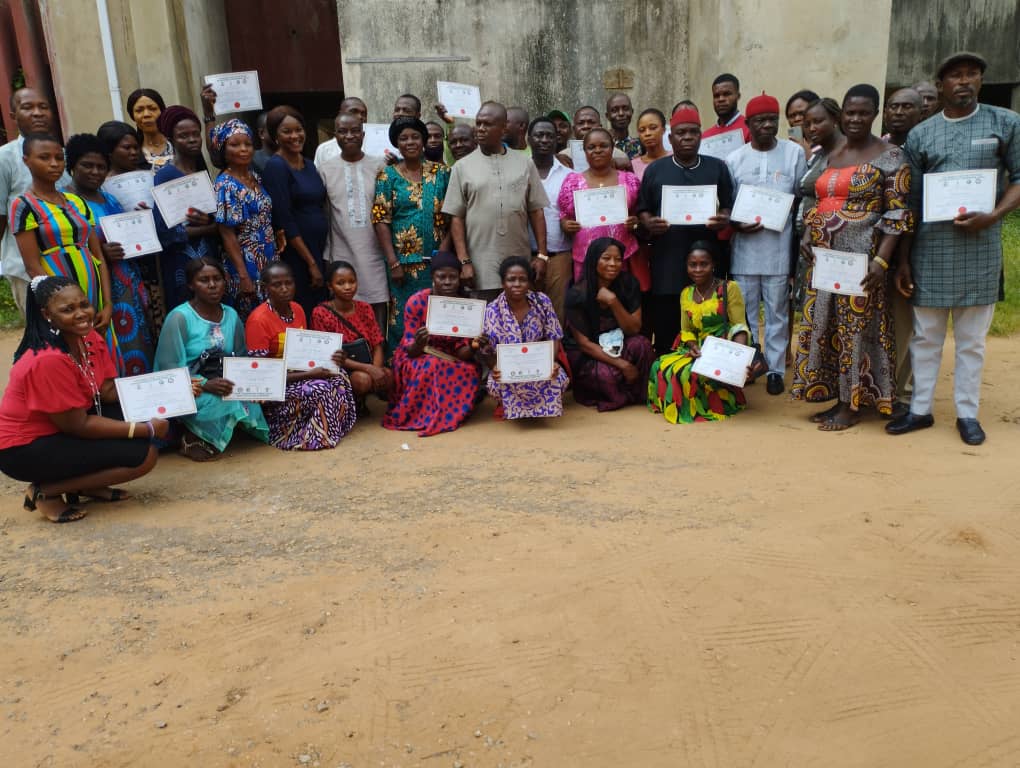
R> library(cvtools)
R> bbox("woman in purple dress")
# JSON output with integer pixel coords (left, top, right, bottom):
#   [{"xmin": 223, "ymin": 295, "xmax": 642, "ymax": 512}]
[{"xmin": 477, "ymin": 256, "xmax": 570, "ymax": 420}]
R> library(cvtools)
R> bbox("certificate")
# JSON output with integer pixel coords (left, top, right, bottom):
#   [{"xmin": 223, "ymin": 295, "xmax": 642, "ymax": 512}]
[
  {"xmin": 362, "ymin": 123, "xmax": 399, "ymax": 159},
  {"xmin": 496, "ymin": 341, "xmax": 555, "ymax": 384},
  {"xmin": 436, "ymin": 81, "xmax": 481, "ymax": 118},
  {"xmin": 102, "ymin": 170, "xmax": 153, "ymax": 210},
  {"xmin": 573, "ymin": 186, "xmax": 628, "ymax": 228},
  {"xmin": 691, "ymin": 336, "xmax": 755, "ymax": 389},
  {"xmin": 425, "ymin": 295, "xmax": 486, "ymax": 338},
  {"xmin": 730, "ymin": 184, "xmax": 795, "ymax": 232},
  {"xmin": 283, "ymin": 328, "xmax": 343, "ymax": 372},
  {"xmin": 699, "ymin": 129, "xmax": 744, "ymax": 160},
  {"xmin": 568, "ymin": 139, "xmax": 589, "ymax": 172},
  {"xmin": 98, "ymin": 209, "xmax": 161, "ymax": 257},
  {"xmin": 151, "ymin": 171, "xmax": 216, "ymax": 228},
  {"xmin": 811, "ymin": 248, "xmax": 868, "ymax": 296},
  {"xmin": 222, "ymin": 357, "xmax": 286, "ymax": 402},
  {"xmin": 115, "ymin": 367, "xmax": 197, "ymax": 421},
  {"xmin": 204, "ymin": 70, "xmax": 262, "ymax": 115},
  {"xmin": 922, "ymin": 169, "xmax": 997, "ymax": 223},
  {"xmin": 661, "ymin": 185, "xmax": 717, "ymax": 225}
]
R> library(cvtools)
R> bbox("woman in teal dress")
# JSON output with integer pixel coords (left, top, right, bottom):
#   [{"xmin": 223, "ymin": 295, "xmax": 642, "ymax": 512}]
[
  {"xmin": 154, "ymin": 256, "xmax": 268, "ymax": 461},
  {"xmin": 371, "ymin": 117, "xmax": 450, "ymax": 354}
]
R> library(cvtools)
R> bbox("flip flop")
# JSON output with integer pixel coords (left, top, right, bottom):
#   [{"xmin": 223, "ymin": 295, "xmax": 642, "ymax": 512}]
[
  {"xmin": 180, "ymin": 434, "xmax": 220, "ymax": 462},
  {"xmin": 65, "ymin": 489, "xmax": 130, "ymax": 505},
  {"xmin": 49, "ymin": 506, "xmax": 88, "ymax": 524}
]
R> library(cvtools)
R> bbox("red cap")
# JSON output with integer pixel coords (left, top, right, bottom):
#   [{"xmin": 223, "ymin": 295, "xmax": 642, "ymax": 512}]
[
  {"xmin": 745, "ymin": 92, "xmax": 780, "ymax": 119},
  {"xmin": 669, "ymin": 107, "xmax": 701, "ymax": 129}
]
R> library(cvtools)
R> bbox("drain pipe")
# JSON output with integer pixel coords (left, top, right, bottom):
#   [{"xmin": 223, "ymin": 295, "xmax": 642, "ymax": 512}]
[{"xmin": 95, "ymin": 0, "xmax": 123, "ymax": 120}]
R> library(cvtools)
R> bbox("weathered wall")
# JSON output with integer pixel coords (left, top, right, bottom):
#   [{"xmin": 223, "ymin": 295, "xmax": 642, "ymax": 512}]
[
  {"xmin": 336, "ymin": 0, "xmax": 689, "ymax": 123},
  {"xmin": 689, "ymin": 0, "xmax": 894, "ymax": 129}
]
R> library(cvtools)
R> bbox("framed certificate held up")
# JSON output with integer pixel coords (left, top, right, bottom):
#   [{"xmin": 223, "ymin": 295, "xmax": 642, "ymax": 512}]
[
  {"xmin": 101, "ymin": 170, "xmax": 153, "ymax": 211},
  {"xmin": 922, "ymin": 169, "xmax": 997, "ymax": 223},
  {"xmin": 151, "ymin": 171, "xmax": 216, "ymax": 228},
  {"xmin": 811, "ymin": 248, "xmax": 868, "ymax": 297},
  {"xmin": 115, "ymin": 368, "xmax": 197, "ymax": 421},
  {"xmin": 730, "ymin": 185, "xmax": 795, "ymax": 232},
  {"xmin": 283, "ymin": 328, "xmax": 343, "ymax": 372},
  {"xmin": 425, "ymin": 295, "xmax": 486, "ymax": 338},
  {"xmin": 204, "ymin": 71, "xmax": 262, "ymax": 115},
  {"xmin": 436, "ymin": 81, "xmax": 481, "ymax": 118},
  {"xmin": 98, "ymin": 209, "xmax": 162, "ymax": 258},
  {"xmin": 691, "ymin": 336, "xmax": 755, "ymax": 388},
  {"xmin": 573, "ymin": 186, "xmax": 628, "ymax": 228},
  {"xmin": 496, "ymin": 341, "xmax": 555, "ymax": 383},
  {"xmin": 222, "ymin": 357, "xmax": 286, "ymax": 401},
  {"xmin": 660, "ymin": 185, "xmax": 717, "ymax": 225}
]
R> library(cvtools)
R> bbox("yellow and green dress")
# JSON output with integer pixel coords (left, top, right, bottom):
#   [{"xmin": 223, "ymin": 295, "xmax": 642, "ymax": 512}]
[{"xmin": 648, "ymin": 280, "xmax": 750, "ymax": 423}]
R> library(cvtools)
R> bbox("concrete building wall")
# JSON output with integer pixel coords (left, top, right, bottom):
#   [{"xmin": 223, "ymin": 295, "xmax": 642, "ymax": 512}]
[
  {"xmin": 335, "ymin": 0, "xmax": 689, "ymax": 124},
  {"xmin": 689, "ymin": 0, "xmax": 894, "ymax": 130}
]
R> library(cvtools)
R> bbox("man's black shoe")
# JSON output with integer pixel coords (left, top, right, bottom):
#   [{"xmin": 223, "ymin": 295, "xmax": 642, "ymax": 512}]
[
  {"xmin": 956, "ymin": 418, "xmax": 986, "ymax": 446},
  {"xmin": 885, "ymin": 412, "xmax": 934, "ymax": 435},
  {"xmin": 766, "ymin": 373, "xmax": 784, "ymax": 395}
]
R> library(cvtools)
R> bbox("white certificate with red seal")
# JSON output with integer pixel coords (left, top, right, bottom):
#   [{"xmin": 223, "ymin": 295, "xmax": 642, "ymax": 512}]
[
  {"xmin": 922, "ymin": 169, "xmax": 997, "ymax": 222},
  {"xmin": 151, "ymin": 171, "xmax": 216, "ymax": 228},
  {"xmin": 661, "ymin": 185, "xmax": 717, "ymax": 225},
  {"xmin": 204, "ymin": 70, "xmax": 263, "ymax": 115},
  {"xmin": 496, "ymin": 341, "xmax": 555, "ymax": 383},
  {"xmin": 425, "ymin": 295, "xmax": 486, "ymax": 338},
  {"xmin": 98, "ymin": 209, "xmax": 162, "ymax": 257},
  {"xmin": 222, "ymin": 357, "xmax": 286, "ymax": 401},
  {"xmin": 811, "ymin": 247, "xmax": 868, "ymax": 297},
  {"xmin": 283, "ymin": 328, "xmax": 342, "ymax": 372},
  {"xmin": 730, "ymin": 184, "xmax": 795, "ymax": 232},
  {"xmin": 573, "ymin": 186, "xmax": 628, "ymax": 228},
  {"xmin": 115, "ymin": 368, "xmax": 197, "ymax": 421},
  {"xmin": 101, "ymin": 170, "xmax": 153, "ymax": 211},
  {"xmin": 436, "ymin": 81, "xmax": 481, "ymax": 119},
  {"xmin": 691, "ymin": 336, "xmax": 755, "ymax": 388}
]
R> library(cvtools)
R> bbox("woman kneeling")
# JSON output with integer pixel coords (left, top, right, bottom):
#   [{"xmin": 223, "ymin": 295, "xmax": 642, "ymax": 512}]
[
  {"xmin": 648, "ymin": 242, "xmax": 762, "ymax": 423},
  {"xmin": 0, "ymin": 277, "xmax": 167, "ymax": 522}
]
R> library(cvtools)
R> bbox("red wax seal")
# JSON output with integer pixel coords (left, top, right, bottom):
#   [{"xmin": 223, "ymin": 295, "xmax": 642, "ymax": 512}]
[
  {"xmin": 251, "ymin": 361, "xmax": 259, "ymax": 369},
  {"xmin": 233, "ymin": 101, "xmax": 241, "ymax": 108},
  {"xmin": 834, "ymin": 282, "xmax": 841, "ymax": 290},
  {"xmin": 521, "ymin": 346, "xmax": 529, "ymax": 354},
  {"xmin": 714, "ymin": 369, "xmax": 721, "ymax": 376},
  {"xmin": 157, "ymin": 406, "xmax": 166, "ymax": 414},
  {"xmin": 135, "ymin": 244, "xmax": 142, "ymax": 251},
  {"xmin": 958, "ymin": 206, "xmax": 967, "ymax": 214},
  {"xmin": 451, "ymin": 326, "xmax": 459, "ymax": 333},
  {"xmin": 308, "ymin": 361, "xmax": 315, "ymax": 368},
  {"xmin": 685, "ymin": 214, "xmax": 692, "ymax": 221},
  {"xmin": 754, "ymin": 216, "xmax": 762, "ymax": 223},
  {"xmin": 459, "ymin": 108, "xmax": 466, "ymax": 115},
  {"xmin": 599, "ymin": 215, "xmax": 607, "ymax": 223}
]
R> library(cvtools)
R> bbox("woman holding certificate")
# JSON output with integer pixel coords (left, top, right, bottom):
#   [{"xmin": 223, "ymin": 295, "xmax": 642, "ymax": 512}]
[
  {"xmin": 791, "ymin": 85, "xmax": 913, "ymax": 432},
  {"xmin": 565, "ymin": 238, "xmax": 653, "ymax": 411},
  {"xmin": 557, "ymin": 127, "xmax": 641, "ymax": 282},
  {"xmin": 155, "ymin": 257, "xmax": 269, "ymax": 461},
  {"xmin": 246, "ymin": 261, "xmax": 356, "ymax": 450},
  {"xmin": 0, "ymin": 276, "xmax": 166, "ymax": 523},
  {"xmin": 477, "ymin": 256, "xmax": 569, "ymax": 419},
  {"xmin": 371, "ymin": 117, "xmax": 451, "ymax": 354},
  {"xmin": 648, "ymin": 242, "xmax": 756, "ymax": 423},
  {"xmin": 382, "ymin": 252, "xmax": 483, "ymax": 436}
]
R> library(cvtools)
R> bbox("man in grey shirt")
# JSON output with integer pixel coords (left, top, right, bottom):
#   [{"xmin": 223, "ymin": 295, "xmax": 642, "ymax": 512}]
[{"xmin": 443, "ymin": 101, "xmax": 549, "ymax": 301}]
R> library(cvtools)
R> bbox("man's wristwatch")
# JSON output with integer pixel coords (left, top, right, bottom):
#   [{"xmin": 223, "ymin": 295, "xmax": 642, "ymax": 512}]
[
  {"xmin": 460, "ymin": 258, "xmax": 472, "ymax": 266},
  {"xmin": 535, "ymin": 253, "xmax": 549, "ymax": 262}
]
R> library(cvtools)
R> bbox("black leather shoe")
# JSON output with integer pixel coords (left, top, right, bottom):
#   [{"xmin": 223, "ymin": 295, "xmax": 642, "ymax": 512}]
[
  {"xmin": 956, "ymin": 418, "xmax": 986, "ymax": 446},
  {"xmin": 766, "ymin": 373, "xmax": 784, "ymax": 395},
  {"xmin": 891, "ymin": 401, "xmax": 910, "ymax": 420},
  {"xmin": 885, "ymin": 412, "xmax": 934, "ymax": 435}
]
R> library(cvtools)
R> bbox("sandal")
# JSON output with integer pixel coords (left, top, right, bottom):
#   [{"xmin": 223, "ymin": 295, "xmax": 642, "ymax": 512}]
[
  {"xmin": 24, "ymin": 485, "xmax": 87, "ymax": 523},
  {"xmin": 65, "ymin": 488, "xmax": 131, "ymax": 505},
  {"xmin": 180, "ymin": 434, "xmax": 220, "ymax": 462}
]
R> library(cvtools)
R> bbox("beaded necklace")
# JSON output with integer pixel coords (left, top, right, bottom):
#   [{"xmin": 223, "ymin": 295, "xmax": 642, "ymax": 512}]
[{"xmin": 71, "ymin": 337, "xmax": 102, "ymax": 416}]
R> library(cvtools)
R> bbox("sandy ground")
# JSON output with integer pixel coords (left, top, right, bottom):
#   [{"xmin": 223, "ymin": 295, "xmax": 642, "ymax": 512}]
[{"xmin": 1, "ymin": 328, "xmax": 1019, "ymax": 768}]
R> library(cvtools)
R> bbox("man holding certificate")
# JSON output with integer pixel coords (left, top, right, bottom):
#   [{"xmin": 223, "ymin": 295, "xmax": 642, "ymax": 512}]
[
  {"xmin": 637, "ymin": 106, "xmax": 734, "ymax": 356},
  {"xmin": 889, "ymin": 52, "xmax": 1020, "ymax": 446},
  {"xmin": 726, "ymin": 93, "xmax": 807, "ymax": 396}
]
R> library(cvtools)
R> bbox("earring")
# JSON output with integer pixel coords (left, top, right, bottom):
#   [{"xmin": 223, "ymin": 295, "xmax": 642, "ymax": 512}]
[{"xmin": 47, "ymin": 321, "xmax": 59, "ymax": 336}]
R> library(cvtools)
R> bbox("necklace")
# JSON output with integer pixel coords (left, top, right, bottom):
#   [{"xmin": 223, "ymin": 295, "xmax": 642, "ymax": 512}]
[
  {"xmin": 71, "ymin": 338, "xmax": 102, "ymax": 416},
  {"xmin": 672, "ymin": 155, "xmax": 701, "ymax": 171},
  {"xmin": 268, "ymin": 299, "xmax": 295, "ymax": 323},
  {"xmin": 31, "ymin": 187, "xmax": 67, "ymax": 207},
  {"xmin": 693, "ymin": 279, "xmax": 717, "ymax": 304}
]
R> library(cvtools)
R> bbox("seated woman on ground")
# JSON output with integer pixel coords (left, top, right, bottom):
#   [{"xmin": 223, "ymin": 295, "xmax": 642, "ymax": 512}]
[
  {"xmin": 565, "ymin": 237, "xmax": 654, "ymax": 411},
  {"xmin": 476, "ymin": 256, "xmax": 570, "ymax": 420},
  {"xmin": 246, "ymin": 260, "xmax": 356, "ymax": 450},
  {"xmin": 0, "ymin": 276, "xmax": 167, "ymax": 523},
  {"xmin": 154, "ymin": 257, "xmax": 269, "ymax": 460},
  {"xmin": 648, "ymin": 241, "xmax": 764, "ymax": 423},
  {"xmin": 381, "ymin": 251, "xmax": 483, "ymax": 436},
  {"xmin": 310, "ymin": 261, "xmax": 392, "ymax": 413}
]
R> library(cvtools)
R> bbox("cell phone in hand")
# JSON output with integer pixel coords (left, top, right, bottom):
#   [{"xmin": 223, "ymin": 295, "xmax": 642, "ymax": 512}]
[{"xmin": 788, "ymin": 126, "xmax": 804, "ymax": 140}]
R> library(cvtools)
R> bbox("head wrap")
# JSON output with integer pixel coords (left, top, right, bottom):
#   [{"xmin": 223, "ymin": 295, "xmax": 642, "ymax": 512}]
[
  {"xmin": 210, "ymin": 119, "xmax": 253, "ymax": 152},
  {"xmin": 388, "ymin": 117, "xmax": 428, "ymax": 148},
  {"xmin": 669, "ymin": 107, "xmax": 701, "ymax": 129},
  {"xmin": 745, "ymin": 93, "xmax": 780, "ymax": 119},
  {"xmin": 157, "ymin": 105, "xmax": 201, "ymax": 139},
  {"xmin": 431, "ymin": 250, "xmax": 462, "ymax": 273}
]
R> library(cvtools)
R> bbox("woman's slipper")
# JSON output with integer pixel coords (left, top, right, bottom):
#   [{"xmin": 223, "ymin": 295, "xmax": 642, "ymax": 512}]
[
  {"xmin": 180, "ymin": 434, "xmax": 220, "ymax": 462},
  {"xmin": 47, "ymin": 506, "xmax": 88, "ymax": 524},
  {"xmin": 65, "ymin": 488, "xmax": 131, "ymax": 505}
]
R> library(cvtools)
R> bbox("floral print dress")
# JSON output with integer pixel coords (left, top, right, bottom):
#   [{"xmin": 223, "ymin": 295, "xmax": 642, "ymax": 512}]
[{"xmin": 215, "ymin": 171, "xmax": 275, "ymax": 320}]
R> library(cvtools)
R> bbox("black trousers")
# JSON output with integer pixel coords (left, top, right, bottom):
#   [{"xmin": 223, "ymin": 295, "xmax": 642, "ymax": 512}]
[{"xmin": 650, "ymin": 293, "xmax": 684, "ymax": 356}]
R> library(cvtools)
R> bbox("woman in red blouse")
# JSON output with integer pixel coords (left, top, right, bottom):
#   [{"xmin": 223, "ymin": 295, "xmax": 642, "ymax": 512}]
[
  {"xmin": 0, "ymin": 276, "xmax": 168, "ymax": 522},
  {"xmin": 311, "ymin": 261, "xmax": 393, "ymax": 407}
]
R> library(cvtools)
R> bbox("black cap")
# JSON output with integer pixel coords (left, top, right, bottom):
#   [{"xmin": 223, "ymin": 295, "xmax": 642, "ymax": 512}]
[{"xmin": 936, "ymin": 51, "xmax": 987, "ymax": 80}]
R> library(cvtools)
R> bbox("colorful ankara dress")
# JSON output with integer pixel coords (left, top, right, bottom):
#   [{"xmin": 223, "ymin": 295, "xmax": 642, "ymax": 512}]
[
  {"xmin": 648, "ymin": 280, "xmax": 750, "ymax": 424},
  {"xmin": 565, "ymin": 273, "xmax": 654, "ymax": 411},
  {"xmin": 558, "ymin": 171, "xmax": 641, "ymax": 281},
  {"xmin": 155, "ymin": 301, "xmax": 269, "ymax": 452},
  {"xmin": 371, "ymin": 161, "xmax": 450, "ymax": 352},
  {"xmin": 9, "ymin": 191, "xmax": 122, "ymax": 371},
  {"xmin": 246, "ymin": 301, "xmax": 356, "ymax": 450},
  {"xmin": 791, "ymin": 145, "xmax": 913, "ymax": 415},
  {"xmin": 214, "ymin": 171, "xmax": 275, "ymax": 319},
  {"xmin": 483, "ymin": 291, "xmax": 569, "ymax": 419},
  {"xmin": 380, "ymin": 289, "xmax": 481, "ymax": 436},
  {"xmin": 76, "ymin": 189, "xmax": 154, "ymax": 375}
]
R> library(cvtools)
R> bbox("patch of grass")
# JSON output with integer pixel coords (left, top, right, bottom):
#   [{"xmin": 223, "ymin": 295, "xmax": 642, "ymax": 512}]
[
  {"xmin": 0, "ymin": 278, "xmax": 23, "ymax": 330},
  {"xmin": 991, "ymin": 210, "xmax": 1020, "ymax": 337}
]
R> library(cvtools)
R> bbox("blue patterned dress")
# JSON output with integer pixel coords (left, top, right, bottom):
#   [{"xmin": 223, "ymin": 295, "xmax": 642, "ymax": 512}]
[{"xmin": 214, "ymin": 171, "xmax": 275, "ymax": 319}]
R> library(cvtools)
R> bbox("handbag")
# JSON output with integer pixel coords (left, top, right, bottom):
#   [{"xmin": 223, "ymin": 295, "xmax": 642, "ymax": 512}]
[
  {"xmin": 190, "ymin": 347, "xmax": 224, "ymax": 379},
  {"xmin": 321, "ymin": 304, "xmax": 375, "ymax": 365}
]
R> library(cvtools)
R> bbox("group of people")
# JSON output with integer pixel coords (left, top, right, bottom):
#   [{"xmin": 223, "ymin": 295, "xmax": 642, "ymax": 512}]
[{"xmin": 0, "ymin": 49, "xmax": 1016, "ymax": 523}]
